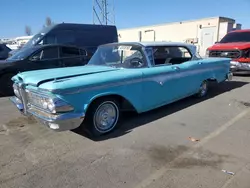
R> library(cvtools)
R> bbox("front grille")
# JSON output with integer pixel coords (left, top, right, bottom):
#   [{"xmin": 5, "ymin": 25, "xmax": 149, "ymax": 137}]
[
  {"xmin": 209, "ymin": 50, "xmax": 241, "ymax": 59},
  {"xmin": 26, "ymin": 91, "xmax": 49, "ymax": 109},
  {"xmin": 27, "ymin": 92, "xmax": 41, "ymax": 107}
]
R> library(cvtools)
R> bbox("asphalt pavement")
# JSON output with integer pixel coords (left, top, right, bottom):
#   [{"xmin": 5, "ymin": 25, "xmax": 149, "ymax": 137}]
[{"xmin": 0, "ymin": 76, "xmax": 250, "ymax": 188}]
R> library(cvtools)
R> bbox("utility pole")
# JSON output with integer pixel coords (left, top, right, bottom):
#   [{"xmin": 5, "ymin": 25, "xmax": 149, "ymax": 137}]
[{"xmin": 93, "ymin": 0, "xmax": 115, "ymax": 25}]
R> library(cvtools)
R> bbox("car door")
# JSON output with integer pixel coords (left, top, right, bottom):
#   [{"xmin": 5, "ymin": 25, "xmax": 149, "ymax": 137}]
[
  {"xmin": 28, "ymin": 46, "xmax": 62, "ymax": 70},
  {"xmin": 141, "ymin": 65, "xmax": 184, "ymax": 110},
  {"xmin": 141, "ymin": 46, "xmax": 193, "ymax": 110},
  {"xmin": 59, "ymin": 46, "xmax": 87, "ymax": 67},
  {"xmin": 172, "ymin": 46, "xmax": 204, "ymax": 96}
]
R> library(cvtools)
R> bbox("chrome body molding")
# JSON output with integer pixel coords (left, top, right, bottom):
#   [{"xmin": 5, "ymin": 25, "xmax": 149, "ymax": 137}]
[{"xmin": 39, "ymin": 65, "xmax": 228, "ymax": 95}]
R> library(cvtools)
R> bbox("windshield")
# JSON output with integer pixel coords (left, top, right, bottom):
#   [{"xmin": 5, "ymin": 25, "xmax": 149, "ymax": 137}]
[
  {"xmin": 219, "ymin": 32, "xmax": 250, "ymax": 43},
  {"xmin": 22, "ymin": 33, "xmax": 45, "ymax": 48},
  {"xmin": 7, "ymin": 47, "xmax": 38, "ymax": 60},
  {"xmin": 87, "ymin": 44, "xmax": 147, "ymax": 68}
]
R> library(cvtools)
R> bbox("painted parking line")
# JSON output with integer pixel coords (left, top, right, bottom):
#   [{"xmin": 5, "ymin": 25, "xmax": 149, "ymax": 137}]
[{"xmin": 133, "ymin": 108, "xmax": 250, "ymax": 188}]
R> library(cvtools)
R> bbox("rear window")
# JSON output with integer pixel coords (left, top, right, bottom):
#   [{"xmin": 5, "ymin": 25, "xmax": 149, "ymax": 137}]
[{"xmin": 219, "ymin": 32, "xmax": 250, "ymax": 43}]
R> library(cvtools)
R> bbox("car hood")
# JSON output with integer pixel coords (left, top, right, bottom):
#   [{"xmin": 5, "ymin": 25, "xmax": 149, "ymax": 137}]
[
  {"xmin": 12, "ymin": 65, "xmax": 120, "ymax": 87},
  {"xmin": 208, "ymin": 42, "xmax": 250, "ymax": 50},
  {"xmin": 0, "ymin": 59, "xmax": 17, "ymax": 69}
]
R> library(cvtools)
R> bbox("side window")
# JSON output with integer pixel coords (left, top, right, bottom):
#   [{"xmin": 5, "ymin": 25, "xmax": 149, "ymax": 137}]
[
  {"xmin": 31, "ymin": 47, "xmax": 59, "ymax": 61},
  {"xmin": 43, "ymin": 34, "xmax": 56, "ymax": 45},
  {"xmin": 153, "ymin": 46, "xmax": 192, "ymax": 66},
  {"xmin": 178, "ymin": 47, "xmax": 191, "ymax": 58},
  {"xmin": 0, "ymin": 46, "xmax": 3, "ymax": 52},
  {"xmin": 145, "ymin": 47, "xmax": 154, "ymax": 65},
  {"xmin": 61, "ymin": 47, "xmax": 80, "ymax": 58},
  {"xmin": 79, "ymin": 49, "xmax": 87, "ymax": 56}
]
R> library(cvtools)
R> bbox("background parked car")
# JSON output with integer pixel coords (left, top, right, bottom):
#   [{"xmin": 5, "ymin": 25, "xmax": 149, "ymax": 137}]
[
  {"xmin": 206, "ymin": 29, "xmax": 250, "ymax": 74},
  {"xmin": 9, "ymin": 23, "xmax": 118, "ymax": 57},
  {"xmin": 0, "ymin": 44, "xmax": 89, "ymax": 96},
  {"xmin": 0, "ymin": 43, "xmax": 11, "ymax": 60}
]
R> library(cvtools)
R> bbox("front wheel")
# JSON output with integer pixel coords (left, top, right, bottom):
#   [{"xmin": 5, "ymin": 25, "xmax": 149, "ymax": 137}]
[
  {"xmin": 84, "ymin": 98, "xmax": 120, "ymax": 137},
  {"xmin": 195, "ymin": 80, "xmax": 208, "ymax": 98}
]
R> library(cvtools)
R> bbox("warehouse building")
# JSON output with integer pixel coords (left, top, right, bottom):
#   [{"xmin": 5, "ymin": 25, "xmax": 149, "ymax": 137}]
[{"xmin": 118, "ymin": 17, "xmax": 242, "ymax": 56}]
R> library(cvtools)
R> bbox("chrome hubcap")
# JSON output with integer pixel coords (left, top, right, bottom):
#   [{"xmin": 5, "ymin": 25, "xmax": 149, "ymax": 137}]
[{"xmin": 94, "ymin": 102, "xmax": 119, "ymax": 133}]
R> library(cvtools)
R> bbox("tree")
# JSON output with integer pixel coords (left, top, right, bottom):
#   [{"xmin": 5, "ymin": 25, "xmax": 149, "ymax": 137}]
[
  {"xmin": 45, "ymin": 17, "xmax": 52, "ymax": 27},
  {"xmin": 25, "ymin": 25, "xmax": 32, "ymax": 36}
]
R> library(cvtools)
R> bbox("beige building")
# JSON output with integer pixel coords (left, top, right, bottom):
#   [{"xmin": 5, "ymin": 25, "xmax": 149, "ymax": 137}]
[{"xmin": 118, "ymin": 17, "xmax": 242, "ymax": 56}]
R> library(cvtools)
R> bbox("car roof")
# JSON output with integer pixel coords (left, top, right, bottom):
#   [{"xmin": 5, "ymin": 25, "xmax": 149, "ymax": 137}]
[
  {"xmin": 229, "ymin": 29, "xmax": 250, "ymax": 33},
  {"xmin": 101, "ymin": 41, "xmax": 195, "ymax": 48},
  {"xmin": 24, "ymin": 44, "xmax": 86, "ymax": 50}
]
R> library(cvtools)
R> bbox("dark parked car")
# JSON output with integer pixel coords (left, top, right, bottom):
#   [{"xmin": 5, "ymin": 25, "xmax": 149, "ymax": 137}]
[
  {"xmin": 9, "ymin": 23, "xmax": 118, "ymax": 57},
  {"xmin": 0, "ymin": 44, "xmax": 11, "ymax": 60},
  {"xmin": 0, "ymin": 44, "xmax": 90, "ymax": 96}
]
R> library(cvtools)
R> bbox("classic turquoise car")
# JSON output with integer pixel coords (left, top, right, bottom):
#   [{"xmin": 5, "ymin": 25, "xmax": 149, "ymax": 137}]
[{"xmin": 10, "ymin": 42, "xmax": 233, "ymax": 137}]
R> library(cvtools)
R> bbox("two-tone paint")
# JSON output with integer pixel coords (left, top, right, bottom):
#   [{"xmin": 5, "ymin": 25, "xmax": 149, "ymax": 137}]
[{"xmin": 10, "ymin": 42, "xmax": 232, "ymax": 131}]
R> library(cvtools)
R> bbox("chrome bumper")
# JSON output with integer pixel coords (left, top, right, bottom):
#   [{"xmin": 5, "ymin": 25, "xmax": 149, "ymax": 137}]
[
  {"xmin": 230, "ymin": 61, "xmax": 250, "ymax": 72},
  {"xmin": 10, "ymin": 96, "xmax": 85, "ymax": 131}
]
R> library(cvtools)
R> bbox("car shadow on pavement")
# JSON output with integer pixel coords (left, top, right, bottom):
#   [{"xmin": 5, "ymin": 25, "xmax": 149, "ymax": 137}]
[
  {"xmin": 72, "ymin": 80, "xmax": 248, "ymax": 141},
  {"xmin": 0, "ymin": 91, "xmax": 15, "ymax": 98}
]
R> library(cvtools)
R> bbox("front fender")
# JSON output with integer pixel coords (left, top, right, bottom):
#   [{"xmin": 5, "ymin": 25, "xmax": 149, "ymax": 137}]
[
  {"xmin": 56, "ymin": 80, "xmax": 144, "ymax": 114},
  {"xmin": 84, "ymin": 91, "xmax": 139, "ymax": 113}
]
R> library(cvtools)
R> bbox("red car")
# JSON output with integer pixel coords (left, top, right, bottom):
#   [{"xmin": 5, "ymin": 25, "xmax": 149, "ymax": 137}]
[{"xmin": 206, "ymin": 29, "xmax": 250, "ymax": 74}]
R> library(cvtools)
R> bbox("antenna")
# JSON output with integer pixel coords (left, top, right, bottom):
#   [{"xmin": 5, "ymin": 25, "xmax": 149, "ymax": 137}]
[{"xmin": 93, "ymin": 0, "xmax": 115, "ymax": 25}]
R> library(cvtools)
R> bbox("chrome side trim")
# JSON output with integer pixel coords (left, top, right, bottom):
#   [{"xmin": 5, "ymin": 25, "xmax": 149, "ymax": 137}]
[{"xmin": 42, "ymin": 65, "xmax": 229, "ymax": 95}]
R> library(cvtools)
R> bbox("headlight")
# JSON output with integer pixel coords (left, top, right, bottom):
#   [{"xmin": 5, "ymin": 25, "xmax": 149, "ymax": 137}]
[
  {"xmin": 27, "ymin": 92, "xmax": 74, "ymax": 114},
  {"xmin": 48, "ymin": 98, "xmax": 74, "ymax": 113}
]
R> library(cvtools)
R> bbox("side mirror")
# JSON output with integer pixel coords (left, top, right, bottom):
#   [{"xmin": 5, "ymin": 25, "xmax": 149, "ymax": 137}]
[{"xmin": 214, "ymin": 41, "xmax": 219, "ymax": 44}]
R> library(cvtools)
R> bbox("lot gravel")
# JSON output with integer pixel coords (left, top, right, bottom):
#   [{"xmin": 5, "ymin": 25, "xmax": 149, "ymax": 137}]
[{"xmin": 0, "ymin": 76, "xmax": 250, "ymax": 188}]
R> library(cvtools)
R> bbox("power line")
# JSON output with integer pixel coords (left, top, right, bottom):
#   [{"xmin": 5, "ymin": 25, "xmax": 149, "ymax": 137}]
[{"xmin": 93, "ymin": 0, "xmax": 115, "ymax": 25}]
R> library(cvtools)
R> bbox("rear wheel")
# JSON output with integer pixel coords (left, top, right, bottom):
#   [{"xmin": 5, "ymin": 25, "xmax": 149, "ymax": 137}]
[
  {"xmin": 0, "ymin": 73, "xmax": 15, "ymax": 96},
  {"xmin": 195, "ymin": 80, "xmax": 208, "ymax": 98},
  {"xmin": 84, "ymin": 97, "xmax": 120, "ymax": 138}
]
